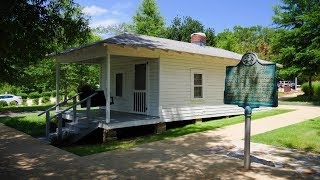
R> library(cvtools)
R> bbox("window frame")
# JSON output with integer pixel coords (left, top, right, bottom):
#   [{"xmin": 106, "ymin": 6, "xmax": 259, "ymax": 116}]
[{"xmin": 190, "ymin": 69, "xmax": 205, "ymax": 99}]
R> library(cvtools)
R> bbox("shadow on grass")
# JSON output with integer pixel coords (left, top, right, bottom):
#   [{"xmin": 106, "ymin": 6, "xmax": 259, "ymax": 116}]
[
  {"xmin": 0, "ymin": 116, "xmax": 46, "ymax": 137},
  {"xmin": 281, "ymin": 94, "xmax": 320, "ymax": 106}
]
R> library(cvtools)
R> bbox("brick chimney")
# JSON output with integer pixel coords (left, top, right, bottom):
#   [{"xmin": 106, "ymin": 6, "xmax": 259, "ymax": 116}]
[{"xmin": 191, "ymin": 32, "xmax": 206, "ymax": 46}]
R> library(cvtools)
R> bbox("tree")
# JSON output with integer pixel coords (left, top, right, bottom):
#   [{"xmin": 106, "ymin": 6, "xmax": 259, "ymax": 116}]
[
  {"xmin": 93, "ymin": 23, "xmax": 134, "ymax": 36},
  {"xmin": 272, "ymin": 0, "xmax": 320, "ymax": 100},
  {"xmin": 0, "ymin": 0, "xmax": 90, "ymax": 84},
  {"xmin": 23, "ymin": 33, "xmax": 102, "ymax": 98},
  {"xmin": 165, "ymin": 16, "xmax": 216, "ymax": 46},
  {"xmin": 132, "ymin": 0, "xmax": 166, "ymax": 37},
  {"xmin": 215, "ymin": 26, "xmax": 276, "ymax": 60}
]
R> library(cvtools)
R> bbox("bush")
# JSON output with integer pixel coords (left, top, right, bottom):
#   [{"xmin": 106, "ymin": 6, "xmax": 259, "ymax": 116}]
[
  {"xmin": 28, "ymin": 92, "xmax": 40, "ymax": 99},
  {"xmin": 9, "ymin": 101, "xmax": 17, "ymax": 106},
  {"xmin": 0, "ymin": 100, "xmax": 8, "ymax": 107},
  {"xmin": 41, "ymin": 92, "xmax": 52, "ymax": 97},
  {"xmin": 51, "ymin": 90, "xmax": 57, "ymax": 97},
  {"xmin": 33, "ymin": 98, "xmax": 39, "ymax": 105},
  {"xmin": 17, "ymin": 93, "xmax": 28, "ymax": 99},
  {"xmin": 22, "ymin": 99, "xmax": 27, "ymax": 106},
  {"xmin": 0, "ymin": 83, "xmax": 22, "ymax": 95},
  {"xmin": 314, "ymin": 82, "xmax": 320, "ymax": 97},
  {"xmin": 67, "ymin": 91, "xmax": 77, "ymax": 98},
  {"xmin": 41, "ymin": 96, "xmax": 50, "ymax": 104},
  {"xmin": 301, "ymin": 81, "xmax": 320, "ymax": 97}
]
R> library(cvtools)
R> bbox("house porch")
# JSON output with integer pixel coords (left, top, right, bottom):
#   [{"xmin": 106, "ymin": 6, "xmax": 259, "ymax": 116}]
[{"xmin": 63, "ymin": 109, "xmax": 161, "ymax": 130}]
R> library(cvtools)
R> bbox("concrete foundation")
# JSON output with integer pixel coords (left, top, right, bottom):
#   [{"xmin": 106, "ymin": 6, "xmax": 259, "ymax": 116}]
[
  {"xmin": 154, "ymin": 122, "xmax": 166, "ymax": 134},
  {"xmin": 103, "ymin": 129, "xmax": 117, "ymax": 142}
]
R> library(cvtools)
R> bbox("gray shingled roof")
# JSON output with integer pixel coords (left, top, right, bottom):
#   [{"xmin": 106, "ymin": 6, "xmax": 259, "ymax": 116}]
[
  {"xmin": 57, "ymin": 33, "xmax": 276, "ymax": 65},
  {"xmin": 104, "ymin": 33, "xmax": 243, "ymax": 60}
]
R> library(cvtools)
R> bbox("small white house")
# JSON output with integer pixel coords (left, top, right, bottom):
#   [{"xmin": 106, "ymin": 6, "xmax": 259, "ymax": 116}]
[{"xmin": 52, "ymin": 33, "xmax": 269, "ymax": 139}]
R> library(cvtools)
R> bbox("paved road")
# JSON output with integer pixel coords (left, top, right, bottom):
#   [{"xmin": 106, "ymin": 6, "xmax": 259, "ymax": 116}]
[{"xmin": 1, "ymin": 105, "xmax": 319, "ymax": 179}]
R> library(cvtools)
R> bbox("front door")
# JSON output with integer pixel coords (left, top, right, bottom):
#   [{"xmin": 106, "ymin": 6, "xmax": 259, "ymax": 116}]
[{"xmin": 133, "ymin": 64, "xmax": 147, "ymax": 114}]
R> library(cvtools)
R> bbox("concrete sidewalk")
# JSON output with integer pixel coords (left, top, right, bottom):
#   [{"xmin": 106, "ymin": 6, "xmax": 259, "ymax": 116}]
[{"xmin": 1, "ymin": 105, "xmax": 319, "ymax": 179}]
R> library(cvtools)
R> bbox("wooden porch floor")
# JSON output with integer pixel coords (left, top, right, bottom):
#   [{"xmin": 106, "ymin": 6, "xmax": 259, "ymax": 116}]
[{"xmin": 64, "ymin": 109, "xmax": 162, "ymax": 130}]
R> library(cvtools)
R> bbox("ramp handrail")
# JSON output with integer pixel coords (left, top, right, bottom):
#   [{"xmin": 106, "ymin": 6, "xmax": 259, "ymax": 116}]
[
  {"xmin": 38, "ymin": 92, "xmax": 98, "ymax": 140},
  {"xmin": 38, "ymin": 92, "xmax": 83, "ymax": 116},
  {"xmin": 49, "ymin": 92, "xmax": 98, "ymax": 120}
]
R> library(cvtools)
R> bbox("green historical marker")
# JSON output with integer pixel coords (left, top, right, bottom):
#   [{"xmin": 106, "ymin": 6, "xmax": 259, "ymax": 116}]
[{"xmin": 224, "ymin": 53, "xmax": 278, "ymax": 170}]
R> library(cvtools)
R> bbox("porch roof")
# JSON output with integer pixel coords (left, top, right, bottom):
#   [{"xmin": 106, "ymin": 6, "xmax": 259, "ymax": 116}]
[{"xmin": 54, "ymin": 33, "xmax": 277, "ymax": 65}]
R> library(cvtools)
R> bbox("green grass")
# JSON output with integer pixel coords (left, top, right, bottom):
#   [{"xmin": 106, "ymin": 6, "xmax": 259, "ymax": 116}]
[
  {"xmin": 0, "ymin": 104, "xmax": 54, "ymax": 113},
  {"xmin": 0, "ymin": 113, "xmax": 46, "ymax": 137},
  {"xmin": 251, "ymin": 117, "xmax": 320, "ymax": 153},
  {"xmin": 278, "ymin": 92, "xmax": 284, "ymax": 97},
  {"xmin": 63, "ymin": 108, "xmax": 294, "ymax": 156},
  {"xmin": 279, "ymin": 94, "xmax": 320, "ymax": 106}
]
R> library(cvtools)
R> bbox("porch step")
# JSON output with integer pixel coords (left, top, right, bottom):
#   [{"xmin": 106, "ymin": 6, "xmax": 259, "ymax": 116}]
[{"xmin": 49, "ymin": 119, "xmax": 100, "ymax": 145}]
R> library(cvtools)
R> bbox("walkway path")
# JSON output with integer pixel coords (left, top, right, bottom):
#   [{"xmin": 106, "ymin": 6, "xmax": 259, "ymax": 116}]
[{"xmin": 1, "ymin": 105, "xmax": 319, "ymax": 179}]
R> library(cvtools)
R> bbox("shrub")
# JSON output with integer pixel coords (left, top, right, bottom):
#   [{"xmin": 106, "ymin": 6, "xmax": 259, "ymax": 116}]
[
  {"xmin": 51, "ymin": 90, "xmax": 57, "ymax": 97},
  {"xmin": 67, "ymin": 91, "xmax": 77, "ymax": 98},
  {"xmin": 0, "ymin": 83, "xmax": 22, "ymax": 95},
  {"xmin": 17, "ymin": 93, "xmax": 28, "ymax": 99},
  {"xmin": 301, "ymin": 81, "xmax": 320, "ymax": 97},
  {"xmin": 28, "ymin": 92, "xmax": 40, "ymax": 99},
  {"xmin": 41, "ymin": 96, "xmax": 50, "ymax": 104},
  {"xmin": 9, "ymin": 101, "xmax": 17, "ymax": 106},
  {"xmin": 41, "ymin": 92, "xmax": 52, "ymax": 97},
  {"xmin": 314, "ymin": 82, "xmax": 320, "ymax": 97},
  {"xmin": 22, "ymin": 99, "xmax": 27, "ymax": 106},
  {"xmin": 0, "ymin": 100, "xmax": 8, "ymax": 107},
  {"xmin": 33, "ymin": 98, "xmax": 39, "ymax": 105}
]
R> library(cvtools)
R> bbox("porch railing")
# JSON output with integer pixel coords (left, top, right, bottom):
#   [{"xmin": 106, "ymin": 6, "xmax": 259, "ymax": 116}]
[{"xmin": 38, "ymin": 92, "xmax": 98, "ymax": 140}]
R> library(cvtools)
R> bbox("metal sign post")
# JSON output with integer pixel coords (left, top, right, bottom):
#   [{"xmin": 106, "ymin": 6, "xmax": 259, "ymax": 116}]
[
  {"xmin": 224, "ymin": 53, "xmax": 278, "ymax": 170},
  {"xmin": 244, "ymin": 106, "xmax": 252, "ymax": 169}
]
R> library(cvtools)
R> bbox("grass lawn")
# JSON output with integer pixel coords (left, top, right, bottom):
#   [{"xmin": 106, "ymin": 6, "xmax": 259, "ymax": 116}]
[
  {"xmin": 0, "ymin": 104, "xmax": 54, "ymax": 113},
  {"xmin": 0, "ymin": 113, "xmax": 46, "ymax": 137},
  {"xmin": 279, "ymin": 94, "xmax": 320, "ymax": 106},
  {"xmin": 251, "ymin": 117, "xmax": 320, "ymax": 153},
  {"xmin": 278, "ymin": 92, "xmax": 284, "ymax": 97},
  {"xmin": 63, "ymin": 108, "xmax": 294, "ymax": 156}
]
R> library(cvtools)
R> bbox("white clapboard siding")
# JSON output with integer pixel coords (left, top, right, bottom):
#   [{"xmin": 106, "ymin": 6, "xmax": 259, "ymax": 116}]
[
  {"xmin": 161, "ymin": 105, "xmax": 271, "ymax": 122},
  {"xmin": 147, "ymin": 60, "xmax": 159, "ymax": 116},
  {"xmin": 159, "ymin": 55, "xmax": 267, "ymax": 121},
  {"xmin": 108, "ymin": 56, "xmax": 159, "ymax": 116}
]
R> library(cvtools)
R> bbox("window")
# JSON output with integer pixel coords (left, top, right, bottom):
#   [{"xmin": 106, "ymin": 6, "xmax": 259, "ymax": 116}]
[
  {"xmin": 116, "ymin": 73, "xmax": 123, "ymax": 97},
  {"xmin": 193, "ymin": 73, "xmax": 203, "ymax": 98}
]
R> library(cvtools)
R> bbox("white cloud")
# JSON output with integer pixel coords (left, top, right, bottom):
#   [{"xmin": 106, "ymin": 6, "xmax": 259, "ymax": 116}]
[
  {"xmin": 90, "ymin": 19, "xmax": 119, "ymax": 28},
  {"xmin": 83, "ymin": 5, "xmax": 108, "ymax": 16},
  {"xmin": 111, "ymin": 2, "xmax": 133, "ymax": 10}
]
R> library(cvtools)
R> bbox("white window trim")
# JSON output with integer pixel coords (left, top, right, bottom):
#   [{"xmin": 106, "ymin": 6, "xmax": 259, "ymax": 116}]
[
  {"xmin": 190, "ymin": 69, "xmax": 205, "ymax": 100},
  {"xmin": 114, "ymin": 71, "xmax": 125, "ymax": 98}
]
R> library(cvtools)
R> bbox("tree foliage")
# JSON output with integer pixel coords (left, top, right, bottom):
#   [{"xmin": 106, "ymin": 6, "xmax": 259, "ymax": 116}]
[
  {"xmin": 164, "ymin": 16, "xmax": 216, "ymax": 46},
  {"xmin": 22, "ymin": 33, "xmax": 101, "ymax": 97},
  {"xmin": 93, "ymin": 23, "xmax": 134, "ymax": 36},
  {"xmin": 272, "ymin": 0, "xmax": 320, "ymax": 98},
  {"xmin": 215, "ymin": 26, "xmax": 276, "ymax": 60},
  {"xmin": 132, "ymin": 0, "xmax": 166, "ymax": 37},
  {"xmin": 0, "ymin": 0, "xmax": 90, "ymax": 84}
]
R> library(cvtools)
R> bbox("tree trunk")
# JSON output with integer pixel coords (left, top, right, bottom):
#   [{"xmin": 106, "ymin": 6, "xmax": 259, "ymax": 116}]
[{"xmin": 308, "ymin": 75, "xmax": 313, "ymax": 101}]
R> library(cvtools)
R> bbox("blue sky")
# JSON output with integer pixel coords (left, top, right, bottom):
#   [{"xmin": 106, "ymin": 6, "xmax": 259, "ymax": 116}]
[{"xmin": 76, "ymin": 0, "xmax": 281, "ymax": 34}]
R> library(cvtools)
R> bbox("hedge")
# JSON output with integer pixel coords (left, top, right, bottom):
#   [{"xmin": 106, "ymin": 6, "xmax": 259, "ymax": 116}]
[
  {"xmin": 17, "ymin": 93, "xmax": 28, "ymax": 99},
  {"xmin": 0, "ymin": 100, "xmax": 8, "ymax": 107},
  {"xmin": 28, "ymin": 92, "xmax": 41, "ymax": 99},
  {"xmin": 301, "ymin": 81, "xmax": 320, "ymax": 97},
  {"xmin": 41, "ymin": 92, "xmax": 52, "ymax": 97}
]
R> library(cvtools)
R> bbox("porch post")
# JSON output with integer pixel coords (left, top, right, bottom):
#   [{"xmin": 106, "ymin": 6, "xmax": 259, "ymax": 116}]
[
  {"xmin": 105, "ymin": 53, "xmax": 111, "ymax": 123},
  {"xmin": 56, "ymin": 62, "xmax": 60, "ymax": 112}
]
